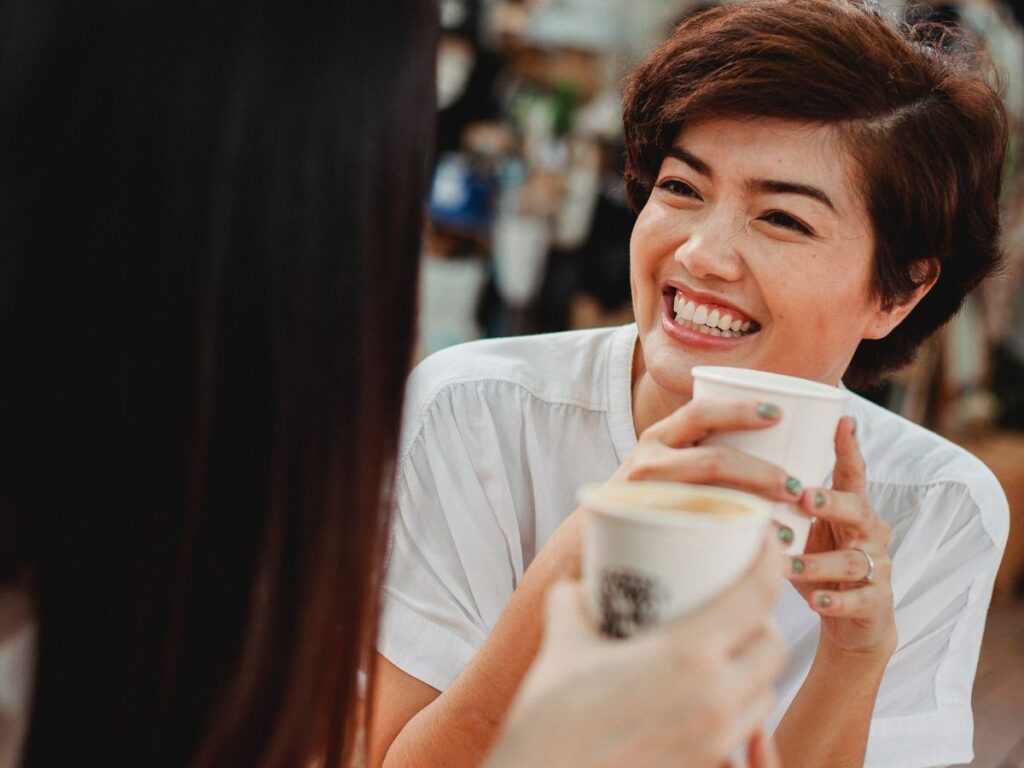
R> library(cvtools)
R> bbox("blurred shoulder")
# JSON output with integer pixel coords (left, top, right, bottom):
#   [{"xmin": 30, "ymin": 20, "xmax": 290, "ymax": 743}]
[
  {"xmin": 400, "ymin": 325, "xmax": 632, "ymax": 453},
  {"xmin": 405, "ymin": 326, "xmax": 627, "ymax": 414}
]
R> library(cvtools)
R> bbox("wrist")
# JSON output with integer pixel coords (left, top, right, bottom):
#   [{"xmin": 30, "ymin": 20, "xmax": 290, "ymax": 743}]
[{"xmin": 815, "ymin": 635, "xmax": 895, "ymax": 675}]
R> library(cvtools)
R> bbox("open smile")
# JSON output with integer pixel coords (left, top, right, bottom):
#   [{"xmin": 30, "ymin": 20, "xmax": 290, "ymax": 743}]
[{"xmin": 660, "ymin": 285, "xmax": 762, "ymax": 347}]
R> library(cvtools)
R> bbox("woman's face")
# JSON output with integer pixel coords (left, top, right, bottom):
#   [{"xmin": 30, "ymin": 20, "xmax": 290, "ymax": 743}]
[{"xmin": 631, "ymin": 117, "xmax": 904, "ymax": 400}]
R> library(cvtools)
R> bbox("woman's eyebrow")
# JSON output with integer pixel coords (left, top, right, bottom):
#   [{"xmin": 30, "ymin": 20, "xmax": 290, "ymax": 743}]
[
  {"xmin": 665, "ymin": 145, "xmax": 712, "ymax": 176},
  {"xmin": 665, "ymin": 145, "xmax": 836, "ymax": 212},
  {"xmin": 748, "ymin": 178, "xmax": 836, "ymax": 212}
]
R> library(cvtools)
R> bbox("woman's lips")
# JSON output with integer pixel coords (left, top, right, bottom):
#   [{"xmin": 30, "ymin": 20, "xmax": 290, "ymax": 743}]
[{"xmin": 663, "ymin": 286, "xmax": 761, "ymax": 339}]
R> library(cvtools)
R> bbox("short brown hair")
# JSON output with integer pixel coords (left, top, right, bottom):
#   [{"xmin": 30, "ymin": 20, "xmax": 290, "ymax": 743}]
[{"xmin": 623, "ymin": 0, "xmax": 1007, "ymax": 388}]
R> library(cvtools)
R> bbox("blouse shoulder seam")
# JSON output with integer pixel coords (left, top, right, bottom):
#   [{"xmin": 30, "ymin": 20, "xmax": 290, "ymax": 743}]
[
  {"xmin": 400, "ymin": 376, "xmax": 608, "ymax": 465},
  {"xmin": 865, "ymin": 476, "xmax": 1007, "ymax": 547}
]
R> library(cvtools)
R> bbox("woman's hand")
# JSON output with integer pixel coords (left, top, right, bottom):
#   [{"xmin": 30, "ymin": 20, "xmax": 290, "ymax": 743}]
[
  {"xmin": 789, "ymin": 416, "xmax": 897, "ymax": 659},
  {"xmin": 613, "ymin": 398, "xmax": 809, "ymax": 507},
  {"xmin": 485, "ymin": 539, "xmax": 788, "ymax": 768},
  {"xmin": 533, "ymin": 397, "xmax": 809, "ymax": 587}
]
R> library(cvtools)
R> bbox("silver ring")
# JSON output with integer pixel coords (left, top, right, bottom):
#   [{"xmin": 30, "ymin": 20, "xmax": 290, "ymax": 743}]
[{"xmin": 852, "ymin": 547, "xmax": 875, "ymax": 583}]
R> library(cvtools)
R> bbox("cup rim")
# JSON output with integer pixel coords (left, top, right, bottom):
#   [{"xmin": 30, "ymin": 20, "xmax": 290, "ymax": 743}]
[
  {"xmin": 691, "ymin": 365, "xmax": 848, "ymax": 402},
  {"xmin": 578, "ymin": 481, "xmax": 771, "ymax": 529}
]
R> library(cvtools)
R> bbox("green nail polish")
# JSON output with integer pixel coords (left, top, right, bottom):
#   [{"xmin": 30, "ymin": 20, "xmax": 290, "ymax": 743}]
[
  {"xmin": 817, "ymin": 594, "xmax": 832, "ymax": 609},
  {"xmin": 791, "ymin": 557, "xmax": 805, "ymax": 574},
  {"xmin": 756, "ymin": 403, "xmax": 780, "ymax": 420},
  {"xmin": 814, "ymin": 491, "xmax": 826, "ymax": 509},
  {"xmin": 777, "ymin": 526, "xmax": 794, "ymax": 544},
  {"xmin": 785, "ymin": 476, "xmax": 802, "ymax": 496}
]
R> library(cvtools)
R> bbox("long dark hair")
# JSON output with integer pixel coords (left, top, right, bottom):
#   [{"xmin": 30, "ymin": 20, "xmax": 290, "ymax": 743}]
[{"xmin": 0, "ymin": 0, "xmax": 436, "ymax": 764}]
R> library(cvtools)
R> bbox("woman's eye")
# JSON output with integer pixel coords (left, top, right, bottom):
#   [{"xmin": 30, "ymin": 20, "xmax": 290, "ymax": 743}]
[
  {"xmin": 761, "ymin": 211, "xmax": 813, "ymax": 236},
  {"xmin": 657, "ymin": 179, "xmax": 701, "ymax": 199}
]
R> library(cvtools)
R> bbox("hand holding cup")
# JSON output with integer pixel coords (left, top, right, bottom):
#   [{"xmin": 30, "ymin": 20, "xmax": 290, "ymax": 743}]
[
  {"xmin": 612, "ymin": 395, "xmax": 818, "ymax": 515},
  {"xmin": 691, "ymin": 366, "xmax": 848, "ymax": 554},
  {"xmin": 788, "ymin": 416, "xmax": 897, "ymax": 659},
  {"xmin": 489, "ymin": 539, "xmax": 788, "ymax": 768}
]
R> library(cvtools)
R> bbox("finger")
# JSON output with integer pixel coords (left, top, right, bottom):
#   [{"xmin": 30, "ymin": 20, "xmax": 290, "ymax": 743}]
[
  {"xmin": 809, "ymin": 585, "xmax": 887, "ymax": 619},
  {"xmin": 716, "ymin": 690, "xmax": 777, "ymax": 762},
  {"xmin": 798, "ymin": 487, "xmax": 873, "ymax": 537},
  {"xmin": 789, "ymin": 548, "xmax": 886, "ymax": 585},
  {"xmin": 542, "ymin": 580, "xmax": 596, "ymax": 650},
  {"xmin": 636, "ymin": 444, "xmax": 802, "ymax": 503},
  {"xmin": 748, "ymin": 731, "xmax": 782, "ymax": 768},
  {"xmin": 670, "ymin": 537, "xmax": 786, "ymax": 654},
  {"xmin": 771, "ymin": 518, "xmax": 813, "ymax": 550},
  {"xmin": 649, "ymin": 397, "xmax": 781, "ymax": 447},
  {"xmin": 832, "ymin": 416, "xmax": 866, "ymax": 494}
]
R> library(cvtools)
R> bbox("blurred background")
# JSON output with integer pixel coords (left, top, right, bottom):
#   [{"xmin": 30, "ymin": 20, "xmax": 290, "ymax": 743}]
[{"xmin": 420, "ymin": 0, "xmax": 1024, "ymax": 764}]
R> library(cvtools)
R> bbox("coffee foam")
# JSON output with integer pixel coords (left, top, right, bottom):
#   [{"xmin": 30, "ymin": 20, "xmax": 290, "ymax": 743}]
[{"xmin": 584, "ymin": 482, "xmax": 761, "ymax": 521}]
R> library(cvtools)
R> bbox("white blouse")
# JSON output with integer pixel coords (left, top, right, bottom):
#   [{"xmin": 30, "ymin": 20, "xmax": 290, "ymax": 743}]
[{"xmin": 380, "ymin": 324, "xmax": 1008, "ymax": 768}]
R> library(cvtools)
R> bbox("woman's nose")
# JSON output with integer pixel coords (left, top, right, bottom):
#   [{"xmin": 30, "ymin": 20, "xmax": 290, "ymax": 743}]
[{"xmin": 673, "ymin": 211, "xmax": 745, "ymax": 282}]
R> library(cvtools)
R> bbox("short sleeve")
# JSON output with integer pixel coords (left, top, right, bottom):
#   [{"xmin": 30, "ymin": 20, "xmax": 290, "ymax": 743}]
[
  {"xmin": 378, "ymin": 382, "xmax": 526, "ymax": 692},
  {"xmin": 863, "ymin": 476, "xmax": 1009, "ymax": 768}
]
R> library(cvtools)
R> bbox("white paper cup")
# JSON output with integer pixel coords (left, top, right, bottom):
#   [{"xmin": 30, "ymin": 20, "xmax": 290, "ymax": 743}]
[
  {"xmin": 580, "ymin": 482, "xmax": 770, "ymax": 638},
  {"xmin": 691, "ymin": 366, "xmax": 848, "ymax": 554}
]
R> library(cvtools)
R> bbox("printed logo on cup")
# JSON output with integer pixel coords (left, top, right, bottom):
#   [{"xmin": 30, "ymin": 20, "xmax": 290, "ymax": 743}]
[
  {"xmin": 580, "ymin": 482, "xmax": 770, "ymax": 638},
  {"xmin": 598, "ymin": 567, "xmax": 667, "ymax": 638}
]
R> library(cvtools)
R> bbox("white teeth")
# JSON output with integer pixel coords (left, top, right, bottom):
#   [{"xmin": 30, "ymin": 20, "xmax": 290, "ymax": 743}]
[{"xmin": 671, "ymin": 290, "xmax": 756, "ymax": 336}]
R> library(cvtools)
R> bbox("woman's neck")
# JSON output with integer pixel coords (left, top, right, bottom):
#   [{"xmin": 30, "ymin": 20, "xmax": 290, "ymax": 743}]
[{"xmin": 629, "ymin": 340, "xmax": 692, "ymax": 437}]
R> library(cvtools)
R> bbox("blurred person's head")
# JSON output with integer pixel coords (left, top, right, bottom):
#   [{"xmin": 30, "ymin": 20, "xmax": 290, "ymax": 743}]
[
  {"xmin": 0, "ymin": 0, "xmax": 436, "ymax": 764},
  {"xmin": 622, "ymin": 0, "xmax": 1006, "ymax": 392}
]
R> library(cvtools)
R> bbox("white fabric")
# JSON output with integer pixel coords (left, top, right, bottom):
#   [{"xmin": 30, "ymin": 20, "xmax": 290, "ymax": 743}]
[{"xmin": 380, "ymin": 324, "xmax": 1008, "ymax": 768}]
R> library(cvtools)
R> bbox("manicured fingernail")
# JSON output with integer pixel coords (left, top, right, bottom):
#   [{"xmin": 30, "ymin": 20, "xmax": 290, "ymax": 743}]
[
  {"xmin": 817, "ymin": 594, "xmax": 832, "ymax": 609},
  {"xmin": 756, "ymin": 403, "xmax": 780, "ymax": 420},
  {"xmin": 814, "ymin": 491, "xmax": 826, "ymax": 509},
  {"xmin": 791, "ymin": 557, "xmax": 805, "ymax": 574},
  {"xmin": 777, "ymin": 525, "xmax": 794, "ymax": 544},
  {"xmin": 785, "ymin": 476, "xmax": 802, "ymax": 496}
]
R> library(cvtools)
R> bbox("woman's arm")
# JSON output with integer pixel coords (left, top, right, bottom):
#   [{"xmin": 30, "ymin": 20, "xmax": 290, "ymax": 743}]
[
  {"xmin": 369, "ymin": 512, "xmax": 583, "ymax": 768},
  {"xmin": 369, "ymin": 397, "xmax": 801, "ymax": 768},
  {"xmin": 774, "ymin": 643, "xmax": 890, "ymax": 767},
  {"xmin": 774, "ymin": 417, "xmax": 898, "ymax": 767}
]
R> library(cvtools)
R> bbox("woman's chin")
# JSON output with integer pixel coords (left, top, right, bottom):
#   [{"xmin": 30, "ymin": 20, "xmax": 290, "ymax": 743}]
[{"xmin": 638, "ymin": 346, "xmax": 699, "ymax": 401}]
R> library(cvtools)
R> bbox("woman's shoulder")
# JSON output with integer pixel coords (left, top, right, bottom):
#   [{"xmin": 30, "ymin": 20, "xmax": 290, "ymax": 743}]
[
  {"xmin": 848, "ymin": 392, "xmax": 1008, "ymax": 545},
  {"xmin": 404, "ymin": 326, "xmax": 630, "ymax": 417}
]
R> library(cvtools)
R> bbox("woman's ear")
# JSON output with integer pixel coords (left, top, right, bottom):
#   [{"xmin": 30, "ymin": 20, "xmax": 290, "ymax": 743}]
[{"xmin": 863, "ymin": 259, "xmax": 940, "ymax": 340}]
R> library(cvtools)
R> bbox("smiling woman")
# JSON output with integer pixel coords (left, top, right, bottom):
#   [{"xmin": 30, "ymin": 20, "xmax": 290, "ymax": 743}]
[
  {"xmin": 371, "ymin": 2, "xmax": 1010, "ymax": 768},
  {"xmin": 631, "ymin": 118, "xmax": 897, "ymax": 407}
]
